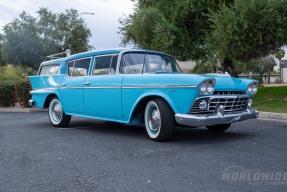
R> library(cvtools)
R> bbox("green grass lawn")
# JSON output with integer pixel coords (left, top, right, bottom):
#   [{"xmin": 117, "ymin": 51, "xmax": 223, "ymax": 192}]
[{"xmin": 252, "ymin": 86, "xmax": 287, "ymax": 113}]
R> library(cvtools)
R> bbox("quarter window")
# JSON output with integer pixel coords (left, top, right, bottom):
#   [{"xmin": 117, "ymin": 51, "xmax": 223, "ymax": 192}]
[
  {"xmin": 68, "ymin": 57, "xmax": 91, "ymax": 77},
  {"xmin": 39, "ymin": 64, "xmax": 60, "ymax": 76}
]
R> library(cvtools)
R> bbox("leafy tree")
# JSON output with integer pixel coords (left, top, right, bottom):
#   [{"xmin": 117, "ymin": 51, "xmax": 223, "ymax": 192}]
[
  {"xmin": 191, "ymin": 54, "xmax": 221, "ymax": 74},
  {"xmin": 1, "ymin": 8, "xmax": 92, "ymax": 69},
  {"xmin": 119, "ymin": 0, "xmax": 234, "ymax": 61},
  {"xmin": 120, "ymin": 0, "xmax": 287, "ymax": 77},
  {"xmin": 58, "ymin": 9, "xmax": 92, "ymax": 54},
  {"xmin": 206, "ymin": 0, "xmax": 287, "ymax": 77},
  {"xmin": 0, "ymin": 34, "xmax": 6, "ymax": 66}
]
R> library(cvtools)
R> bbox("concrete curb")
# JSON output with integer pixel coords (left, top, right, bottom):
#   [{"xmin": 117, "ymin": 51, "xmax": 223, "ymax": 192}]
[
  {"xmin": 258, "ymin": 111, "xmax": 287, "ymax": 121},
  {"xmin": 0, "ymin": 108, "xmax": 48, "ymax": 113}
]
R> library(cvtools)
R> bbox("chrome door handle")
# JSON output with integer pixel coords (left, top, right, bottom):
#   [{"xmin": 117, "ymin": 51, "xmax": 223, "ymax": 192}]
[
  {"xmin": 83, "ymin": 82, "xmax": 90, "ymax": 85},
  {"xmin": 61, "ymin": 83, "xmax": 67, "ymax": 86}
]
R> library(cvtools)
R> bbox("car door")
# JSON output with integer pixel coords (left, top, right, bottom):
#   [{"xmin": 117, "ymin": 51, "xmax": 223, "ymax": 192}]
[
  {"xmin": 60, "ymin": 57, "xmax": 92, "ymax": 114},
  {"xmin": 84, "ymin": 55, "xmax": 123, "ymax": 118}
]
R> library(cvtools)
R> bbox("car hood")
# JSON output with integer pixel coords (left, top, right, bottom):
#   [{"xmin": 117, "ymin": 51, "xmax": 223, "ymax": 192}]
[{"xmin": 200, "ymin": 74, "xmax": 257, "ymax": 91}]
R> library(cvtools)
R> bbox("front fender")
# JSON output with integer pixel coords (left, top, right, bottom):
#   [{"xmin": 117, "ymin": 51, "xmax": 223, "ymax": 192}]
[{"xmin": 122, "ymin": 88, "xmax": 199, "ymax": 122}]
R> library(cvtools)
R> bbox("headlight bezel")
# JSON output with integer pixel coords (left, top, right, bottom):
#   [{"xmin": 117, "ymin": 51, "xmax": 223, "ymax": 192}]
[
  {"xmin": 247, "ymin": 82, "xmax": 259, "ymax": 94},
  {"xmin": 199, "ymin": 79, "xmax": 215, "ymax": 95}
]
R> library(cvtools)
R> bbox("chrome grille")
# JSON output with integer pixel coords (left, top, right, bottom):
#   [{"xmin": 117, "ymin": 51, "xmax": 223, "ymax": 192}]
[
  {"xmin": 213, "ymin": 91, "xmax": 245, "ymax": 95},
  {"xmin": 189, "ymin": 96, "xmax": 249, "ymax": 114},
  {"xmin": 209, "ymin": 97, "xmax": 249, "ymax": 112},
  {"xmin": 189, "ymin": 98, "xmax": 210, "ymax": 114}
]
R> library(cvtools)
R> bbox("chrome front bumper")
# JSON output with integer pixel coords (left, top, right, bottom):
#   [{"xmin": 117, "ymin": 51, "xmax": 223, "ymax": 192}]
[{"xmin": 175, "ymin": 109, "xmax": 259, "ymax": 127}]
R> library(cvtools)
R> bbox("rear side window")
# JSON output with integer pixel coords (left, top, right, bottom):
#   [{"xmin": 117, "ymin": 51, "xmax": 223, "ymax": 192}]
[
  {"xmin": 39, "ymin": 65, "xmax": 60, "ymax": 76},
  {"xmin": 68, "ymin": 57, "xmax": 91, "ymax": 77},
  {"xmin": 93, "ymin": 55, "xmax": 118, "ymax": 75}
]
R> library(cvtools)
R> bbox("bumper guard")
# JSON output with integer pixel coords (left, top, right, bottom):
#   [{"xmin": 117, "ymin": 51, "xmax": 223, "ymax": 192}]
[{"xmin": 175, "ymin": 108, "xmax": 259, "ymax": 127}]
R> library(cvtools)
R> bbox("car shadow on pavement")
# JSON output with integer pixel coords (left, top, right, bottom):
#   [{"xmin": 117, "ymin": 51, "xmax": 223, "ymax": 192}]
[
  {"xmin": 173, "ymin": 127, "xmax": 253, "ymax": 144},
  {"xmin": 63, "ymin": 118, "xmax": 254, "ymax": 144}
]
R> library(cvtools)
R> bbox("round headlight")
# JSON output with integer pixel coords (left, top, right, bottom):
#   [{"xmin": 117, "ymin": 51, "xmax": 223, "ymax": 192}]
[
  {"xmin": 200, "ymin": 82, "xmax": 207, "ymax": 93},
  {"xmin": 247, "ymin": 84, "xmax": 253, "ymax": 94},
  {"xmin": 252, "ymin": 83, "xmax": 258, "ymax": 94},
  {"xmin": 207, "ymin": 82, "xmax": 214, "ymax": 93}
]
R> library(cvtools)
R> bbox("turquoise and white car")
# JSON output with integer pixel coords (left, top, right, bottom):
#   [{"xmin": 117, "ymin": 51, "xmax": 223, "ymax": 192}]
[{"xmin": 29, "ymin": 48, "xmax": 259, "ymax": 141}]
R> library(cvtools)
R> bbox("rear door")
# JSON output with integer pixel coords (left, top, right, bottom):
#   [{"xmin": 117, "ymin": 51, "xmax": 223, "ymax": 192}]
[{"xmin": 84, "ymin": 55, "xmax": 123, "ymax": 118}]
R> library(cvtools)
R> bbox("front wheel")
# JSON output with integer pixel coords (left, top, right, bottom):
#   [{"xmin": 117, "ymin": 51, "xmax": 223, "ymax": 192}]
[
  {"xmin": 48, "ymin": 98, "xmax": 71, "ymax": 127},
  {"xmin": 144, "ymin": 98, "xmax": 174, "ymax": 141},
  {"xmin": 206, "ymin": 124, "xmax": 231, "ymax": 132}
]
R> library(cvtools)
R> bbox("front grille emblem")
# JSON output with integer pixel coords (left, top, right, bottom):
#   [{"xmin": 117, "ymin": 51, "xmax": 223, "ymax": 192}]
[{"xmin": 217, "ymin": 105, "xmax": 225, "ymax": 116}]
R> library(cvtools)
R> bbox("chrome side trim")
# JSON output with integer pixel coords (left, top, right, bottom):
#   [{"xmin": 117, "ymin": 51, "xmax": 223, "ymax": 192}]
[
  {"xmin": 175, "ymin": 109, "xmax": 259, "ymax": 127},
  {"xmin": 122, "ymin": 85, "xmax": 196, "ymax": 89},
  {"xmin": 84, "ymin": 86, "xmax": 121, "ymax": 89},
  {"xmin": 30, "ymin": 84, "xmax": 196, "ymax": 91},
  {"xmin": 30, "ymin": 88, "xmax": 58, "ymax": 91}
]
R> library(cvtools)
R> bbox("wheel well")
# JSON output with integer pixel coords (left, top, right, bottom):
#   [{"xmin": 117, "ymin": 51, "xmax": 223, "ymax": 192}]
[
  {"xmin": 43, "ymin": 94, "xmax": 58, "ymax": 108},
  {"xmin": 130, "ymin": 96, "xmax": 173, "ymax": 123}
]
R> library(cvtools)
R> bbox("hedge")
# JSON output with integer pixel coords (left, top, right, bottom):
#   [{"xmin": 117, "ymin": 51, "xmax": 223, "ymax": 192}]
[
  {"xmin": 0, "ymin": 81, "xmax": 16, "ymax": 107},
  {"xmin": 15, "ymin": 79, "xmax": 31, "ymax": 107}
]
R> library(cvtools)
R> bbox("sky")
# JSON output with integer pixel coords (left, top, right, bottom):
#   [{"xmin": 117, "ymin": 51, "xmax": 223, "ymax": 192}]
[{"xmin": 0, "ymin": 0, "xmax": 135, "ymax": 49}]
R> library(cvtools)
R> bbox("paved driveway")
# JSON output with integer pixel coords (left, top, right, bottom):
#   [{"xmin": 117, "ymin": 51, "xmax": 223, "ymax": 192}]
[{"xmin": 0, "ymin": 112, "xmax": 286, "ymax": 192}]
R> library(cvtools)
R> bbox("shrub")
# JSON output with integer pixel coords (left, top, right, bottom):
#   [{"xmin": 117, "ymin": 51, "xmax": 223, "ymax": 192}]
[
  {"xmin": 0, "ymin": 81, "xmax": 16, "ymax": 107},
  {"xmin": 0, "ymin": 65, "xmax": 37, "ymax": 81},
  {"xmin": 275, "ymin": 77, "xmax": 282, "ymax": 84},
  {"xmin": 15, "ymin": 79, "xmax": 32, "ymax": 107}
]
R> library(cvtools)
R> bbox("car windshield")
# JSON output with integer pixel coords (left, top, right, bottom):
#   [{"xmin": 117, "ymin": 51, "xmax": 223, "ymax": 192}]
[{"xmin": 120, "ymin": 53, "xmax": 182, "ymax": 74}]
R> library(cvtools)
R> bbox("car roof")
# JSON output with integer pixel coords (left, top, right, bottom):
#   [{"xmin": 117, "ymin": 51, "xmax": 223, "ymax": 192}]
[{"xmin": 40, "ymin": 48, "xmax": 174, "ymax": 66}]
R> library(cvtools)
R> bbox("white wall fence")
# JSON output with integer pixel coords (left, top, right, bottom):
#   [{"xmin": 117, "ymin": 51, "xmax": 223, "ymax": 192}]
[{"xmin": 239, "ymin": 74, "xmax": 281, "ymax": 83}]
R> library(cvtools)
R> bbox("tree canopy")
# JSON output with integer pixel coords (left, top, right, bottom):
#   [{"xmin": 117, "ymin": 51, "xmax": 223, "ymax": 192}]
[
  {"xmin": 206, "ymin": 0, "xmax": 287, "ymax": 76},
  {"xmin": 119, "ymin": 0, "xmax": 234, "ymax": 61},
  {"xmin": 119, "ymin": 0, "xmax": 287, "ymax": 77},
  {"xmin": 1, "ymin": 8, "xmax": 92, "ymax": 69}
]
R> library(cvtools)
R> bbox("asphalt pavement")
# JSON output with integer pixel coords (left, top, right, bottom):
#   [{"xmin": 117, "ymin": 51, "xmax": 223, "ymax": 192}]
[{"xmin": 0, "ymin": 112, "xmax": 287, "ymax": 192}]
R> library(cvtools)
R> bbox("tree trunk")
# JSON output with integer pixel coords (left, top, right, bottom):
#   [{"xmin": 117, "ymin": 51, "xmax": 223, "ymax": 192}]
[
  {"xmin": 267, "ymin": 64, "xmax": 271, "ymax": 84},
  {"xmin": 222, "ymin": 58, "xmax": 238, "ymax": 78}
]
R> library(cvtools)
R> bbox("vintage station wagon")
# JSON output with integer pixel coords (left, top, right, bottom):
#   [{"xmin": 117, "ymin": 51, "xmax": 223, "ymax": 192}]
[{"xmin": 29, "ymin": 48, "xmax": 259, "ymax": 141}]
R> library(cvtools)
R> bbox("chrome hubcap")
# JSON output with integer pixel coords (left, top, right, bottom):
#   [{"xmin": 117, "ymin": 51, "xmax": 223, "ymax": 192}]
[
  {"xmin": 51, "ymin": 101, "xmax": 63, "ymax": 123},
  {"xmin": 148, "ymin": 106, "xmax": 161, "ymax": 133}
]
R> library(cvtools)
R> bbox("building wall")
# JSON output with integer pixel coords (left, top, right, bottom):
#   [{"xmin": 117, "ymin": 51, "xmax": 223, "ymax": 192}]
[
  {"xmin": 177, "ymin": 61, "xmax": 196, "ymax": 73},
  {"xmin": 283, "ymin": 62, "xmax": 287, "ymax": 83}
]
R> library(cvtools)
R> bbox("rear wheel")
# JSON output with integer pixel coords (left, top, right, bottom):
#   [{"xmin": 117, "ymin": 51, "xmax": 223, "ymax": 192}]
[
  {"xmin": 206, "ymin": 124, "xmax": 231, "ymax": 132},
  {"xmin": 48, "ymin": 98, "xmax": 71, "ymax": 127},
  {"xmin": 144, "ymin": 98, "xmax": 174, "ymax": 141}
]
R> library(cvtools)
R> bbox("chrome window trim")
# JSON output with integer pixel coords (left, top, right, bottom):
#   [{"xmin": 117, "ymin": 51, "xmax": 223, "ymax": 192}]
[
  {"xmin": 37, "ymin": 63, "xmax": 60, "ymax": 76},
  {"xmin": 66, "ymin": 56, "xmax": 92, "ymax": 78},
  {"xmin": 91, "ymin": 54, "xmax": 119, "ymax": 76},
  {"xmin": 116, "ymin": 50, "xmax": 180, "ymax": 75}
]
